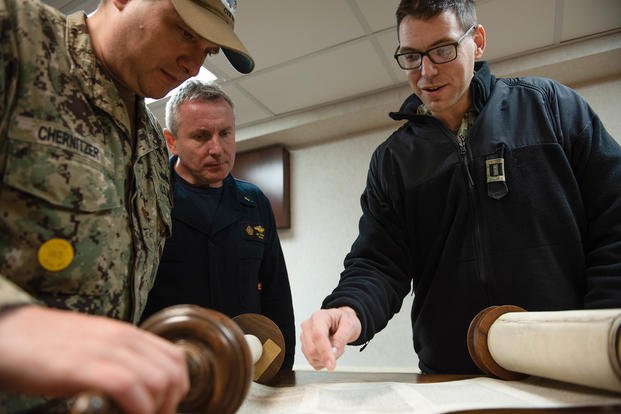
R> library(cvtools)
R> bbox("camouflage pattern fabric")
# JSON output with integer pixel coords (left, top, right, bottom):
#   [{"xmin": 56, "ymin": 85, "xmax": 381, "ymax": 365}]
[
  {"xmin": 0, "ymin": 0, "xmax": 172, "ymax": 411},
  {"xmin": 416, "ymin": 103, "xmax": 476, "ymax": 155}
]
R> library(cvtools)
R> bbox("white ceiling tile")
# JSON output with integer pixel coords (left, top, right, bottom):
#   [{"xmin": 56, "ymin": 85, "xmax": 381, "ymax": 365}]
[
  {"xmin": 354, "ymin": 0, "xmax": 400, "ymax": 32},
  {"xmin": 230, "ymin": 0, "xmax": 366, "ymax": 73},
  {"xmin": 34, "ymin": 0, "xmax": 621, "ymax": 152},
  {"xmin": 477, "ymin": 0, "xmax": 556, "ymax": 61},
  {"xmin": 375, "ymin": 30, "xmax": 408, "ymax": 84},
  {"xmin": 146, "ymin": 99, "xmax": 168, "ymax": 130},
  {"xmin": 218, "ymin": 85, "xmax": 273, "ymax": 127},
  {"xmin": 237, "ymin": 39, "xmax": 395, "ymax": 115},
  {"xmin": 561, "ymin": 0, "xmax": 621, "ymax": 41},
  {"xmin": 203, "ymin": 56, "xmax": 236, "ymax": 81}
]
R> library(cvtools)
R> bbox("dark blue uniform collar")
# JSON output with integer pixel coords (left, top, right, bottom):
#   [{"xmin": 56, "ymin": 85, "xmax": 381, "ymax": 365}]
[{"xmin": 168, "ymin": 156, "xmax": 255, "ymax": 236}]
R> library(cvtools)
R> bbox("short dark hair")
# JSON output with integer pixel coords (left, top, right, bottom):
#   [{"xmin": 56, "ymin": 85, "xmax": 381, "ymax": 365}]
[
  {"xmin": 165, "ymin": 80, "xmax": 234, "ymax": 136},
  {"xmin": 396, "ymin": 0, "xmax": 477, "ymax": 32}
]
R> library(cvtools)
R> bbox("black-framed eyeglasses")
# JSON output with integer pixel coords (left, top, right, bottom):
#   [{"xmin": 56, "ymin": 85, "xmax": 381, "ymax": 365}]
[{"xmin": 394, "ymin": 25, "xmax": 476, "ymax": 70}]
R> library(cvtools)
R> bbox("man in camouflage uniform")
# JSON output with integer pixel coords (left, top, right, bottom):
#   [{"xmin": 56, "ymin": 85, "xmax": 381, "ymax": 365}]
[{"xmin": 0, "ymin": 0, "xmax": 253, "ymax": 412}]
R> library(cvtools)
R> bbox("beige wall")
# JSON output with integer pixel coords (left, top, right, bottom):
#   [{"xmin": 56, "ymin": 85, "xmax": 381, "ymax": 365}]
[
  {"xmin": 280, "ymin": 126, "xmax": 417, "ymax": 372},
  {"xmin": 283, "ymin": 75, "xmax": 621, "ymax": 372},
  {"xmin": 574, "ymin": 76, "xmax": 621, "ymax": 140}
]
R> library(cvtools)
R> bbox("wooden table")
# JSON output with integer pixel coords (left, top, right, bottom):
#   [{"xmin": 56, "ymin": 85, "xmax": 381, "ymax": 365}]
[{"xmin": 269, "ymin": 370, "xmax": 621, "ymax": 413}]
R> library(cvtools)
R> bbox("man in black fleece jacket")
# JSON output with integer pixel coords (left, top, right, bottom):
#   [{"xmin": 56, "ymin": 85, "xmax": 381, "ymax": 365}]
[{"xmin": 300, "ymin": 0, "xmax": 621, "ymax": 374}]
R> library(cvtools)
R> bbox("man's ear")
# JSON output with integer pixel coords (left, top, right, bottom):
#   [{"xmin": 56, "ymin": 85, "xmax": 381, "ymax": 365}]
[
  {"xmin": 163, "ymin": 129, "xmax": 177, "ymax": 155},
  {"xmin": 473, "ymin": 24, "xmax": 486, "ymax": 59}
]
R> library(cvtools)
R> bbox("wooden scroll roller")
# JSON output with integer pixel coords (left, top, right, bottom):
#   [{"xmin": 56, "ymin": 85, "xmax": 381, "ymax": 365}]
[
  {"xmin": 467, "ymin": 305, "xmax": 621, "ymax": 393},
  {"xmin": 71, "ymin": 305, "xmax": 285, "ymax": 414},
  {"xmin": 234, "ymin": 313, "xmax": 286, "ymax": 385}
]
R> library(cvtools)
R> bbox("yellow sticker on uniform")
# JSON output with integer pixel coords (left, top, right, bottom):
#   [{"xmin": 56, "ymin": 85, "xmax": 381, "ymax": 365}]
[{"xmin": 38, "ymin": 238, "xmax": 74, "ymax": 271}]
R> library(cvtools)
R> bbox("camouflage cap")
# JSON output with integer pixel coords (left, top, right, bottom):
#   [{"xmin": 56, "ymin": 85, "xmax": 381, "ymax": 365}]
[{"xmin": 171, "ymin": 0, "xmax": 254, "ymax": 74}]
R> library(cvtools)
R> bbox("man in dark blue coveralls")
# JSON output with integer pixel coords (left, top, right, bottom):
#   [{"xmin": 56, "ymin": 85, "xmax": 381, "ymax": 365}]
[{"xmin": 142, "ymin": 80, "xmax": 295, "ymax": 370}]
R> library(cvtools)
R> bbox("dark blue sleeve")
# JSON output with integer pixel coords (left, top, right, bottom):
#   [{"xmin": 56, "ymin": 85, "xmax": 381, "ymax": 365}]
[
  {"xmin": 552, "ymin": 83, "xmax": 621, "ymax": 307},
  {"xmin": 256, "ymin": 191, "xmax": 296, "ymax": 369}
]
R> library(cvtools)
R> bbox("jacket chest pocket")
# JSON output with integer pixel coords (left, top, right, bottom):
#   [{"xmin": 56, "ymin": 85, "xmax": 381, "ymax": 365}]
[
  {"xmin": 1, "ymin": 121, "xmax": 124, "ymax": 296},
  {"xmin": 4, "ymin": 119, "xmax": 120, "ymax": 211},
  {"xmin": 237, "ymin": 223, "xmax": 266, "ymax": 310},
  {"xmin": 240, "ymin": 221, "xmax": 267, "ymax": 261}
]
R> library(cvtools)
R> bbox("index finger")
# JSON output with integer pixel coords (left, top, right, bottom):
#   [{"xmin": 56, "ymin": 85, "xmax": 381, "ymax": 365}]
[{"xmin": 310, "ymin": 310, "xmax": 341, "ymax": 370}]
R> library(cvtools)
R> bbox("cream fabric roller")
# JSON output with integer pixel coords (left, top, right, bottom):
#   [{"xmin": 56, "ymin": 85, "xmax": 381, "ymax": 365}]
[{"xmin": 469, "ymin": 307, "xmax": 621, "ymax": 393}]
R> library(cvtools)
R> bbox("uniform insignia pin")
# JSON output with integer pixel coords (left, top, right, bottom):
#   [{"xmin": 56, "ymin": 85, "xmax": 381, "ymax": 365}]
[{"xmin": 37, "ymin": 238, "xmax": 74, "ymax": 272}]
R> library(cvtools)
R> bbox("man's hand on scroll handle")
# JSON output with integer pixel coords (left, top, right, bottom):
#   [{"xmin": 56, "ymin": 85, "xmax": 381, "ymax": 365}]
[{"xmin": 0, "ymin": 305, "xmax": 189, "ymax": 414}]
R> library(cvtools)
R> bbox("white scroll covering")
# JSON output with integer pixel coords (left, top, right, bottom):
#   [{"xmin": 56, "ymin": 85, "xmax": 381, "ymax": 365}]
[
  {"xmin": 237, "ymin": 377, "xmax": 621, "ymax": 414},
  {"xmin": 487, "ymin": 308, "xmax": 621, "ymax": 393},
  {"xmin": 245, "ymin": 334, "xmax": 263, "ymax": 364}
]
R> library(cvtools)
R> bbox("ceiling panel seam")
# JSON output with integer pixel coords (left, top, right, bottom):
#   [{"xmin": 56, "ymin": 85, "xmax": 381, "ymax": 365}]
[
  {"xmin": 346, "ymin": 0, "xmax": 401, "ymax": 84},
  {"xmin": 554, "ymin": 0, "xmax": 565, "ymax": 45}
]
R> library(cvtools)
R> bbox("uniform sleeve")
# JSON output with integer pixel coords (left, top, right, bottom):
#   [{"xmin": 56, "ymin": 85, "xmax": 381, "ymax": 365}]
[
  {"xmin": 556, "ymin": 84, "xmax": 621, "ymax": 308},
  {"xmin": 257, "ymin": 193, "xmax": 296, "ymax": 370},
  {"xmin": 322, "ymin": 147, "xmax": 413, "ymax": 345},
  {"xmin": 0, "ymin": 0, "xmax": 35, "ymax": 310},
  {"xmin": 0, "ymin": 0, "xmax": 18, "ymax": 141}
]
